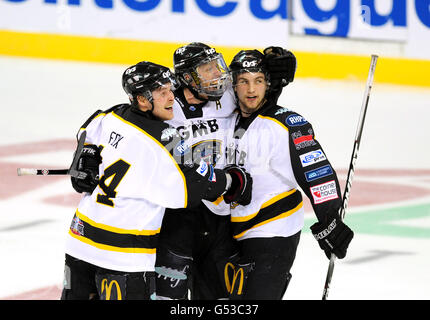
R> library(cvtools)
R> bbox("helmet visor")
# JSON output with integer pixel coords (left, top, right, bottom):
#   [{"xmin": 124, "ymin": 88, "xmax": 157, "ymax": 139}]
[{"xmin": 195, "ymin": 53, "xmax": 231, "ymax": 98}]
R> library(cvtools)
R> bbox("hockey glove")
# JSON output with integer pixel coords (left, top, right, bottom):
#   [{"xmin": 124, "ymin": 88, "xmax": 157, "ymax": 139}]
[
  {"xmin": 223, "ymin": 165, "xmax": 253, "ymax": 205},
  {"xmin": 263, "ymin": 46, "xmax": 297, "ymax": 88},
  {"xmin": 71, "ymin": 144, "xmax": 101, "ymax": 193},
  {"xmin": 310, "ymin": 216, "xmax": 354, "ymax": 259}
]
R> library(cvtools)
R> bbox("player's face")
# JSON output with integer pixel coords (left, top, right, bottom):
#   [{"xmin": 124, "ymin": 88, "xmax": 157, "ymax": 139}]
[
  {"xmin": 196, "ymin": 59, "xmax": 226, "ymax": 93},
  {"xmin": 197, "ymin": 60, "xmax": 222, "ymax": 83},
  {"xmin": 235, "ymin": 72, "xmax": 267, "ymax": 116},
  {"xmin": 151, "ymin": 83, "xmax": 175, "ymax": 121}
]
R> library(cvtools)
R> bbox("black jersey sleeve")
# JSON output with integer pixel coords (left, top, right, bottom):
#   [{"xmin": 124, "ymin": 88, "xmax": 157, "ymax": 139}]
[
  {"xmin": 179, "ymin": 163, "xmax": 228, "ymax": 208},
  {"xmin": 273, "ymin": 108, "xmax": 342, "ymax": 223}
]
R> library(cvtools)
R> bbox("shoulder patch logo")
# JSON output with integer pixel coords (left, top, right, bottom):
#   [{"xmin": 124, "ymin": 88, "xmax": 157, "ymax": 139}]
[
  {"xmin": 286, "ymin": 114, "xmax": 308, "ymax": 127},
  {"xmin": 274, "ymin": 107, "xmax": 290, "ymax": 116}
]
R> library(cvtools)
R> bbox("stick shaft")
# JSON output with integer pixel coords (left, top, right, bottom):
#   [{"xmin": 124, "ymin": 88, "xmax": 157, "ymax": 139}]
[
  {"xmin": 17, "ymin": 130, "xmax": 88, "ymax": 179},
  {"xmin": 322, "ymin": 55, "xmax": 378, "ymax": 300},
  {"xmin": 17, "ymin": 168, "xmax": 69, "ymax": 176}
]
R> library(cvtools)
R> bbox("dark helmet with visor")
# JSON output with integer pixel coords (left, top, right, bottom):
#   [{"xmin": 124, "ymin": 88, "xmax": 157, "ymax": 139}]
[
  {"xmin": 229, "ymin": 49, "xmax": 270, "ymax": 87},
  {"xmin": 173, "ymin": 42, "xmax": 231, "ymax": 101},
  {"xmin": 122, "ymin": 61, "xmax": 178, "ymax": 104}
]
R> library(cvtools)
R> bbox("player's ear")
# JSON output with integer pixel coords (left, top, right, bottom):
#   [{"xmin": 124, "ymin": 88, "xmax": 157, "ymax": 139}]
[
  {"xmin": 137, "ymin": 95, "xmax": 147, "ymax": 103},
  {"xmin": 137, "ymin": 95, "xmax": 151, "ymax": 111}
]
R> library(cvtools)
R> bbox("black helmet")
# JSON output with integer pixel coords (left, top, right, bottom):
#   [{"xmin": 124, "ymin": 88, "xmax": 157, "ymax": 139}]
[
  {"xmin": 229, "ymin": 50, "xmax": 270, "ymax": 86},
  {"xmin": 173, "ymin": 42, "xmax": 231, "ymax": 101},
  {"xmin": 122, "ymin": 61, "xmax": 178, "ymax": 103}
]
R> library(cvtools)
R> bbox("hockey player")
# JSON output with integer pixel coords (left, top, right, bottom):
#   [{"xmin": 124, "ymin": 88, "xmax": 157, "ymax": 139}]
[
  {"xmin": 154, "ymin": 43, "xmax": 297, "ymax": 300},
  {"xmin": 154, "ymin": 43, "xmax": 241, "ymax": 300},
  {"xmin": 224, "ymin": 50, "xmax": 354, "ymax": 299},
  {"xmin": 62, "ymin": 61, "xmax": 252, "ymax": 300}
]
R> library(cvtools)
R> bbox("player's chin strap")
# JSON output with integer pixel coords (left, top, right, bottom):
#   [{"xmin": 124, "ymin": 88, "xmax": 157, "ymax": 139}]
[
  {"xmin": 186, "ymin": 81, "xmax": 225, "ymax": 102},
  {"xmin": 133, "ymin": 93, "xmax": 156, "ymax": 113},
  {"xmin": 187, "ymin": 85, "xmax": 211, "ymax": 103},
  {"xmin": 130, "ymin": 103, "xmax": 159, "ymax": 121}
]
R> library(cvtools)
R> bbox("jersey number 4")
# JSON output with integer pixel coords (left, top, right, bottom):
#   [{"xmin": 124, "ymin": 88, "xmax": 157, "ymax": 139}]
[{"xmin": 97, "ymin": 159, "xmax": 131, "ymax": 207}]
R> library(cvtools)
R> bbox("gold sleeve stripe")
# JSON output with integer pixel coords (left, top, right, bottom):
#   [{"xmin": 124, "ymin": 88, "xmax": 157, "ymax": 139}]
[
  {"xmin": 257, "ymin": 114, "xmax": 318, "ymax": 139},
  {"xmin": 231, "ymin": 189, "xmax": 297, "ymax": 223},
  {"xmin": 68, "ymin": 229, "xmax": 156, "ymax": 254},
  {"xmin": 75, "ymin": 209, "xmax": 160, "ymax": 236},
  {"xmin": 233, "ymin": 201, "xmax": 303, "ymax": 240},
  {"xmin": 257, "ymin": 115, "xmax": 289, "ymax": 132}
]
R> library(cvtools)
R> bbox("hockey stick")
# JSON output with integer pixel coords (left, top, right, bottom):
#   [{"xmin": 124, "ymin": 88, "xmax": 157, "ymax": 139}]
[
  {"xmin": 17, "ymin": 131, "xmax": 88, "ymax": 180},
  {"xmin": 321, "ymin": 54, "xmax": 378, "ymax": 300}
]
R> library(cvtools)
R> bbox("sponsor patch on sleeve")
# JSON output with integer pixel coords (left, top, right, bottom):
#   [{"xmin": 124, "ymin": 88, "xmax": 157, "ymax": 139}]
[
  {"xmin": 299, "ymin": 149, "xmax": 327, "ymax": 167},
  {"xmin": 208, "ymin": 164, "xmax": 216, "ymax": 182},
  {"xmin": 291, "ymin": 129, "xmax": 316, "ymax": 150},
  {"xmin": 286, "ymin": 114, "xmax": 308, "ymax": 126},
  {"xmin": 304, "ymin": 165, "xmax": 333, "ymax": 182},
  {"xmin": 196, "ymin": 160, "xmax": 209, "ymax": 177},
  {"xmin": 310, "ymin": 180, "xmax": 339, "ymax": 204}
]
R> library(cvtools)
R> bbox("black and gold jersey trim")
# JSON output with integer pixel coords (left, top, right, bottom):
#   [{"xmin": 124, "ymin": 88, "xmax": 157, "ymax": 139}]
[
  {"xmin": 232, "ymin": 189, "xmax": 303, "ymax": 239},
  {"xmin": 68, "ymin": 210, "xmax": 159, "ymax": 254}
]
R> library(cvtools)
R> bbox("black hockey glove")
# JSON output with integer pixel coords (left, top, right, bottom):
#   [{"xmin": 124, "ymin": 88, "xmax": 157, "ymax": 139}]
[
  {"xmin": 263, "ymin": 46, "xmax": 297, "ymax": 88},
  {"xmin": 310, "ymin": 216, "xmax": 354, "ymax": 259},
  {"xmin": 223, "ymin": 165, "xmax": 253, "ymax": 206},
  {"xmin": 71, "ymin": 144, "xmax": 101, "ymax": 194}
]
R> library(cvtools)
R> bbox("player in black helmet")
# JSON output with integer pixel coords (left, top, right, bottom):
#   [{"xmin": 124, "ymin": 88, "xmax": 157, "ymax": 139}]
[
  {"xmin": 154, "ymin": 43, "xmax": 249, "ymax": 300},
  {"xmin": 62, "ymin": 61, "xmax": 252, "ymax": 300},
  {"xmin": 122, "ymin": 61, "xmax": 179, "ymax": 116},
  {"xmin": 173, "ymin": 42, "xmax": 231, "ymax": 101},
  {"xmin": 224, "ymin": 50, "xmax": 354, "ymax": 299},
  {"xmin": 154, "ymin": 43, "xmax": 297, "ymax": 300}
]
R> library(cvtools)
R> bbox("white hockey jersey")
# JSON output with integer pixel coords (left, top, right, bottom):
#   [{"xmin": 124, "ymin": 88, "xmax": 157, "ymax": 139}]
[
  {"xmin": 227, "ymin": 104, "xmax": 342, "ymax": 241},
  {"xmin": 65, "ymin": 104, "xmax": 227, "ymax": 272},
  {"xmin": 165, "ymin": 86, "xmax": 237, "ymax": 215}
]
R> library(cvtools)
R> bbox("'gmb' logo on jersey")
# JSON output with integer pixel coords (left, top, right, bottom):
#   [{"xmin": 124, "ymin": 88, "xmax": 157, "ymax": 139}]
[{"xmin": 176, "ymin": 119, "xmax": 219, "ymax": 140}]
